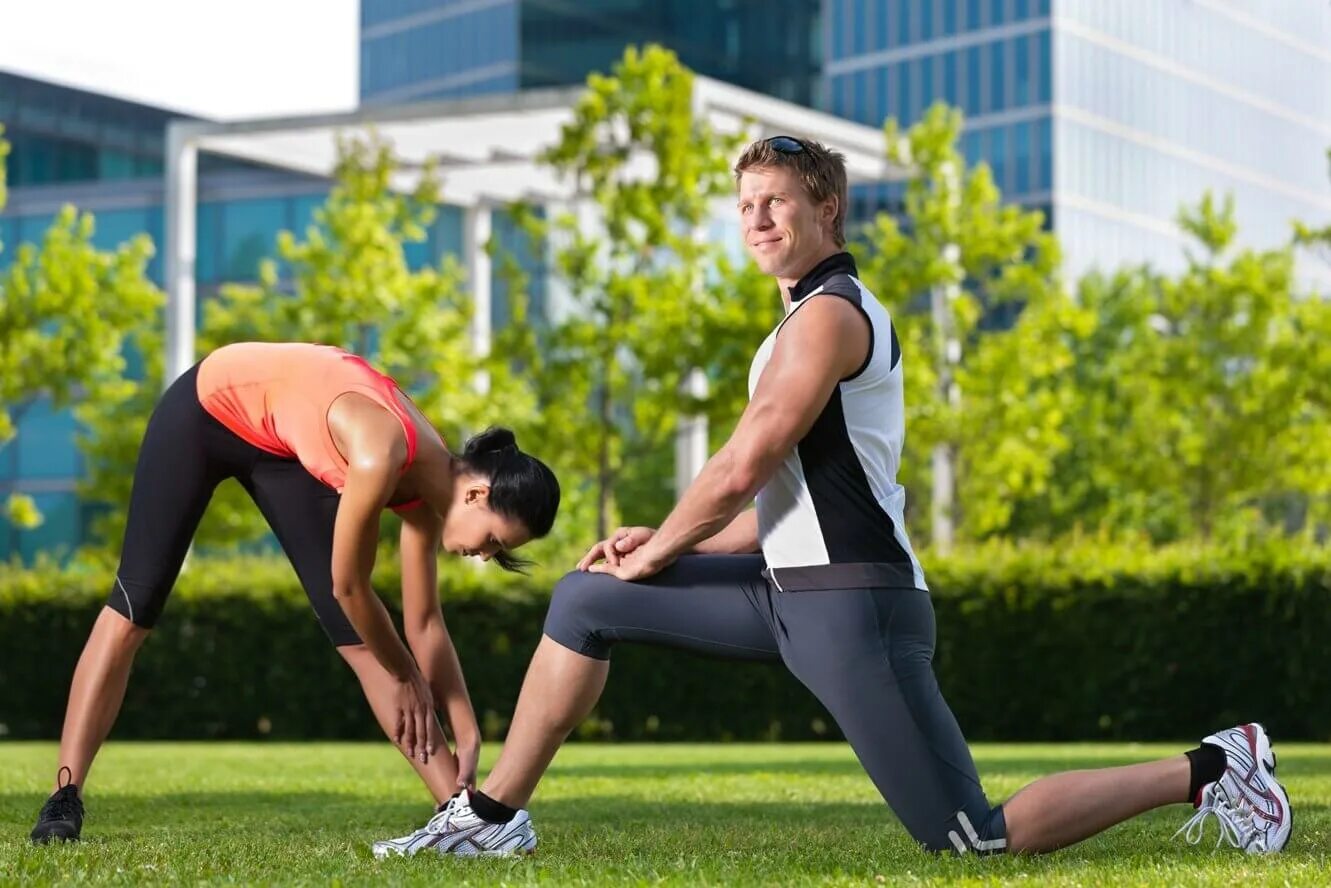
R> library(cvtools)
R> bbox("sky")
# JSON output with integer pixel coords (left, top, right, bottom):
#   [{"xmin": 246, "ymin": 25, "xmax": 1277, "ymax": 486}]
[{"xmin": 0, "ymin": 0, "xmax": 359, "ymax": 120}]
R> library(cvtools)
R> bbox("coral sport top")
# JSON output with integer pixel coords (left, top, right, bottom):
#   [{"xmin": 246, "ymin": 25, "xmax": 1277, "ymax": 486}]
[{"xmin": 196, "ymin": 342, "xmax": 423, "ymax": 509}]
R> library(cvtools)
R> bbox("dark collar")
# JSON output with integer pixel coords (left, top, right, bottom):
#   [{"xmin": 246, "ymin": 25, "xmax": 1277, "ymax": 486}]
[{"xmin": 788, "ymin": 251, "xmax": 858, "ymax": 302}]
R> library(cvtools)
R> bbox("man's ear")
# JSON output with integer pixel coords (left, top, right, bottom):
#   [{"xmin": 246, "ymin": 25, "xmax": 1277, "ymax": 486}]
[{"xmin": 822, "ymin": 195, "xmax": 839, "ymax": 228}]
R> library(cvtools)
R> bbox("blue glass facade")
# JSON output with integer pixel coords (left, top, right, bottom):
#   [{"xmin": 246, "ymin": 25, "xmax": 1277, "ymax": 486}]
[
  {"xmin": 359, "ymin": 0, "xmax": 822, "ymax": 107},
  {"xmin": 360, "ymin": 0, "xmax": 521, "ymax": 103},
  {"xmin": 1052, "ymin": 0, "xmax": 1331, "ymax": 281},
  {"xmin": 825, "ymin": 0, "xmax": 1331, "ymax": 285},
  {"xmin": 827, "ymin": 0, "xmax": 1053, "ymax": 207},
  {"xmin": 0, "ymin": 72, "xmax": 171, "ymax": 187}
]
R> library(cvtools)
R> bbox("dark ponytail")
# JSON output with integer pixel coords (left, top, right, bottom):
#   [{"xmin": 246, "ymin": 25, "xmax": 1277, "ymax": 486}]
[{"xmin": 459, "ymin": 427, "xmax": 560, "ymax": 571}]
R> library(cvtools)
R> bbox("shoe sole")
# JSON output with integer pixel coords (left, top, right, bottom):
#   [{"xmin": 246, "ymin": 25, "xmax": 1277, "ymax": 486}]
[
  {"xmin": 1211, "ymin": 722, "xmax": 1293, "ymax": 854},
  {"xmin": 372, "ymin": 837, "xmax": 537, "ymax": 859},
  {"xmin": 1250, "ymin": 723, "xmax": 1293, "ymax": 853}
]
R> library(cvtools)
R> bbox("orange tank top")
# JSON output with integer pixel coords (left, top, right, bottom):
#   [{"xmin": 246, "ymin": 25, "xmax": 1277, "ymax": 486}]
[{"xmin": 196, "ymin": 342, "xmax": 422, "ymax": 506}]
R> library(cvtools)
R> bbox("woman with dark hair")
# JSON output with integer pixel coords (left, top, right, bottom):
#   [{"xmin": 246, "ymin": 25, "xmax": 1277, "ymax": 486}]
[{"xmin": 30, "ymin": 341, "xmax": 560, "ymax": 844}]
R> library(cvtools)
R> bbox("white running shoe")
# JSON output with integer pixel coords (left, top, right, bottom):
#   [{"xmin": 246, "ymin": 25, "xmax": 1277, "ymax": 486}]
[
  {"xmin": 1174, "ymin": 723, "xmax": 1292, "ymax": 854},
  {"xmin": 372, "ymin": 790, "xmax": 538, "ymax": 859}
]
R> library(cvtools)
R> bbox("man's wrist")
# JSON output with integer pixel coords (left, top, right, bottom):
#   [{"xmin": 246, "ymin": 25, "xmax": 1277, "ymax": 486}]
[{"xmin": 641, "ymin": 537, "xmax": 674, "ymax": 566}]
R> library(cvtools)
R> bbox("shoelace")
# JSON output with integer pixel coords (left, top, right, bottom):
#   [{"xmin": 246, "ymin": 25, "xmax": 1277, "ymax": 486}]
[
  {"xmin": 1174, "ymin": 791, "xmax": 1261, "ymax": 851},
  {"xmin": 424, "ymin": 795, "xmax": 461, "ymax": 835},
  {"xmin": 1229, "ymin": 799, "xmax": 1266, "ymax": 853},
  {"xmin": 39, "ymin": 785, "xmax": 83, "ymax": 823}
]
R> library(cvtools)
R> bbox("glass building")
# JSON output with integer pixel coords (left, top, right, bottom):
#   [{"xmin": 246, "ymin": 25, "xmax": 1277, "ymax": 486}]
[
  {"xmin": 825, "ymin": 0, "xmax": 1331, "ymax": 282},
  {"xmin": 0, "ymin": 71, "xmax": 513, "ymax": 559},
  {"xmin": 361, "ymin": 0, "xmax": 822, "ymax": 106}
]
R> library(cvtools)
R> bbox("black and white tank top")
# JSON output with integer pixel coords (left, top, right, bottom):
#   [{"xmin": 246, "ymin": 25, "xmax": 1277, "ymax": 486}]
[{"xmin": 748, "ymin": 252, "xmax": 927, "ymax": 592}]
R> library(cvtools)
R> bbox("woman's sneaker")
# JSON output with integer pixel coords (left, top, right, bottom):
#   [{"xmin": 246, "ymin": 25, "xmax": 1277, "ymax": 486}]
[
  {"xmin": 1175, "ymin": 723, "xmax": 1292, "ymax": 854},
  {"xmin": 31, "ymin": 767, "xmax": 84, "ymax": 844},
  {"xmin": 372, "ymin": 790, "xmax": 537, "ymax": 858}
]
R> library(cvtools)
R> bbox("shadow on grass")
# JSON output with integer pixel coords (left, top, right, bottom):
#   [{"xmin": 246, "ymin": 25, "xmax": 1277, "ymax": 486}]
[
  {"xmin": 553, "ymin": 754, "xmax": 1331, "ymax": 782},
  {"xmin": 3, "ymin": 789, "xmax": 1327, "ymax": 864}
]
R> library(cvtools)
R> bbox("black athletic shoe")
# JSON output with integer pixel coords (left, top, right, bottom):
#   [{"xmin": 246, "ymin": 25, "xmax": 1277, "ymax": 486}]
[{"xmin": 31, "ymin": 767, "xmax": 84, "ymax": 844}]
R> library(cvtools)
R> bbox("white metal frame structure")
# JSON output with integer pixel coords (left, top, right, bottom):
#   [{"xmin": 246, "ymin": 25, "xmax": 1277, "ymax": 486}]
[{"xmin": 164, "ymin": 76, "xmax": 904, "ymax": 487}]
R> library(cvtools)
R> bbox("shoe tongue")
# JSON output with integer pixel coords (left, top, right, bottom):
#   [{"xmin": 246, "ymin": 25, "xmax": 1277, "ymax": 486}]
[{"xmin": 435, "ymin": 789, "xmax": 470, "ymax": 815}]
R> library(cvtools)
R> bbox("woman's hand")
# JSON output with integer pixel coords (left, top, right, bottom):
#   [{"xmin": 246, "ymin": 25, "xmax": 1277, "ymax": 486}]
[
  {"xmin": 393, "ymin": 674, "xmax": 440, "ymax": 763},
  {"xmin": 454, "ymin": 739, "xmax": 480, "ymax": 792}
]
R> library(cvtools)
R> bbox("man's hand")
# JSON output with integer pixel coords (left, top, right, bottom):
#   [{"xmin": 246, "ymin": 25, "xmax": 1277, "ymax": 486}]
[
  {"xmin": 577, "ymin": 526, "xmax": 656, "ymax": 571},
  {"xmin": 586, "ymin": 538, "xmax": 675, "ymax": 581}
]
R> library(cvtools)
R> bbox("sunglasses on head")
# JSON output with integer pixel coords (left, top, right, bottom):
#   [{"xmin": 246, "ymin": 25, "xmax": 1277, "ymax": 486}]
[{"xmin": 766, "ymin": 135, "xmax": 807, "ymax": 154}]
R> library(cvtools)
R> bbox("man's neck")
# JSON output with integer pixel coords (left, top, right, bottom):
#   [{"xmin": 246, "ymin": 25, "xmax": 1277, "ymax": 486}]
[{"xmin": 778, "ymin": 245, "xmax": 844, "ymax": 309}]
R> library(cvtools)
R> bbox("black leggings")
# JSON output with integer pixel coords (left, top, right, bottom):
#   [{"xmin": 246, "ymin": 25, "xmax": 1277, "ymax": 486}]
[
  {"xmin": 543, "ymin": 555, "xmax": 1007, "ymax": 854},
  {"xmin": 106, "ymin": 364, "xmax": 360, "ymax": 646}
]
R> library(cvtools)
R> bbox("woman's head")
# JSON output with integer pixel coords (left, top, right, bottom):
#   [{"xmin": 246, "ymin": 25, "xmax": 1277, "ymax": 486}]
[{"xmin": 441, "ymin": 427, "xmax": 560, "ymax": 571}]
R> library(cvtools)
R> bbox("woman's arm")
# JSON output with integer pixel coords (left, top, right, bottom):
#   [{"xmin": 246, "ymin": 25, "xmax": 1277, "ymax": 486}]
[
  {"xmin": 328, "ymin": 399, "xmax": 437, "ymax": 760},
  {"xmin": 400, "ymin": 508, "xmax": 481, "ymax": 786}
]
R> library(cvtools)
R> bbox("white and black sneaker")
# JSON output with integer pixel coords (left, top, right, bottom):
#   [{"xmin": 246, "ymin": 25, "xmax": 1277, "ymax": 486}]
[
  {"xmin": 1175, "ymin": 723, "xmax": 1292, "ymax": 854},
  {"xmin": 31, "ymin": 767, "xmax": 84, "ymax": 845},
  {"xmin": 372, "ymin": 790, "xmax": 538, "ymax": 859}
]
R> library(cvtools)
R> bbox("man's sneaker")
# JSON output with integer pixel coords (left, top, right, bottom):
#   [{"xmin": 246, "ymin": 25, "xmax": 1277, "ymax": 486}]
[
  {"xmin": 1174, "ymin": 723, "xmax": 1292, "ymax": 854},
  {"xmin": 31, "ymin": 767, "xmax": 84, "ymax": 845},
  {"xmin": 372, "ymin": 789, "xmax": 538, "ymax": 859}
]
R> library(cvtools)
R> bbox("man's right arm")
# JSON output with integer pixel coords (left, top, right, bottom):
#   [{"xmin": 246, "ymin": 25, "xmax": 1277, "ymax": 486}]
[
  {"xmin": 691, "ymin": 509, "xmax": 759, "ymax": 555},
  {"xmin": 577, "ymin": 509, "xmax": 759, "ymax": 570}
]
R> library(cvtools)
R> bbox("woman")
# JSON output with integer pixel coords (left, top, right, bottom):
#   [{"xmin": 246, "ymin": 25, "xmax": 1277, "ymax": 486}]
[{"xmin": 30, "ymin": 341, "xmax": 560, "ymax": 844}]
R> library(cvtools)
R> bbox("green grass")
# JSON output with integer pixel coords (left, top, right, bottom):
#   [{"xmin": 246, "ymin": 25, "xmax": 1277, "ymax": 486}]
[{"xmin": 1, "ymin": 741, "xmax": 1328, "ymax": 885}]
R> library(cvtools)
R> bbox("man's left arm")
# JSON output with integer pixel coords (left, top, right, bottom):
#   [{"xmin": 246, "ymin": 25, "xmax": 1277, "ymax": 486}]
[{"xmin": 591, "ymin": 295, "xmax": 870, "ymax": 579}]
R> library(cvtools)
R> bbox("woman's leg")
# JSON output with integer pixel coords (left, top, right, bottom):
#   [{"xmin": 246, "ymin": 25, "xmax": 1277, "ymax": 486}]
[
  {"xmin": 51, "ymin": 366, "xmax": 223, "ymax": 795},
  {"xmin": 53, "ymin": 609, "xmax": 151, "ymax": 790},
  {"xmin": 339, "ymin": 644, "xmax": 459, "ymax": 803}
]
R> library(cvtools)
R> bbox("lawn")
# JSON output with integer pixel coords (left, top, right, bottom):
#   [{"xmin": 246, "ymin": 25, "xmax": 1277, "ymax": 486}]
[{"xmin": 1, "ymin": 741, "xmax": 1327, "ymax": 885}]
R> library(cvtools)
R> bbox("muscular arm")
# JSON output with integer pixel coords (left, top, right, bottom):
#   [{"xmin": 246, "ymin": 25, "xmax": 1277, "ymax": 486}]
[
  {"xmin": 691, "ymin": 509, "xmax": 760, "ymax": 555},
  {"xmin": 599, "ymin": 296, "xmax": 870, "ymax": 576},
  {"xmin": 400, "ymin": 509, "xmax": 480, "ymax": 748}
]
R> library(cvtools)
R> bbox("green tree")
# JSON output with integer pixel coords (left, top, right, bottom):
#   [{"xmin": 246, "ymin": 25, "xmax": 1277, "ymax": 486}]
[
  {"xmin": 82, "ymin": 135, "xmax": 530, "ymax": 550},
  {"xmin": 0, "ymin": 126, "xmax": 162, "ymax": 536},
  {"xmin": 856, "ymin": 104, "xmax": 1083, "ymax": 547},
  {"xmin": 498, "ymin": 44, "xmax": 776, "ymax": 537},
  {"xmin": 859, "ymin": 107, "xmax": 1330, "ymax": 545},
  {"xmin": 1033, "ymin": 193, "xmax": 1331, "ymax": 542},
  {"xmin": 1293, "ymin": 148, "xmax": 1331, "ymax": 270}
]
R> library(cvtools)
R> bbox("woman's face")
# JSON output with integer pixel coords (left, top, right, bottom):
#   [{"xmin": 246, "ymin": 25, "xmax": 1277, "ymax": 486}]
[{"xmin": 440, "ymin": 482, "xmax": 531, "ymax": 562}]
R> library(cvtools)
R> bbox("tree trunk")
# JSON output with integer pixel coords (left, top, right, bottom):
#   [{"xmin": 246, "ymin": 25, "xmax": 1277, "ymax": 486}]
[{"xmin": 596, "ymin": 368, "xmax": 612, "ymax": 540}]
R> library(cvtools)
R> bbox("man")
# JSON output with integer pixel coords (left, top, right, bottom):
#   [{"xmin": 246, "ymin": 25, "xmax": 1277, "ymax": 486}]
[{"xmin": 372, "ymin": 136, "xmax": 1291, "ymax": 858}]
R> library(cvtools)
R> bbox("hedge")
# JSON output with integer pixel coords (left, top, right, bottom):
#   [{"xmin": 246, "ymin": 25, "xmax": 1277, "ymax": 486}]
[{"xmin": 2, "ymin": 541, "xmax": 1329, "ymax": 743}]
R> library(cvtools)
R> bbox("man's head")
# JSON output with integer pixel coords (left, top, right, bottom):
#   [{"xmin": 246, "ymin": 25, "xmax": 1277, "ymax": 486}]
[{"xmin": 733, "ymin": 136, "xmax": 848, "ymax": 282}]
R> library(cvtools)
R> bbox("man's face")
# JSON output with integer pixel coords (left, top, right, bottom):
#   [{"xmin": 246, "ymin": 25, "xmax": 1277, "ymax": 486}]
[{"xmin": 737, "ymin": 164, "xmax": 837, "ymax": 280}]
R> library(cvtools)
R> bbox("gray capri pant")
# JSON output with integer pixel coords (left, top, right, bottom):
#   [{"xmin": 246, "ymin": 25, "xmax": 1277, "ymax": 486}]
[{"xmin": 543, "ymin": 554, "xmax": 1007, "ymax": 854}]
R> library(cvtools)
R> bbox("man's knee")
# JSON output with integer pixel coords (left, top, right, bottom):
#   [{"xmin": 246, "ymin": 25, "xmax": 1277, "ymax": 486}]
[
  {"xmin": 914, "ymin": 806, "xmax": 1008, "ymax": 856},
  {"xmin": 543, "ymin": 570, "xmax": 619, "ymax": 660}
]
